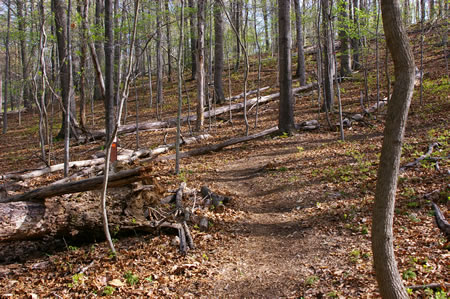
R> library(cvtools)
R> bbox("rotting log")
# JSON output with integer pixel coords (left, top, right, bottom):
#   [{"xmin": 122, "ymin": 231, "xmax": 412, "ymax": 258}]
[{"xmin": 0, "ymin": 167, "xmax": 150, "ymax": 203}]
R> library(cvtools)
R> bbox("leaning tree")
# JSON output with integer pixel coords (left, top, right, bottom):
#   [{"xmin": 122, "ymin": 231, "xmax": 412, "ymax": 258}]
[{"xmin": 371, "ymin": 0, "xmax": 416, "ymax": 297}]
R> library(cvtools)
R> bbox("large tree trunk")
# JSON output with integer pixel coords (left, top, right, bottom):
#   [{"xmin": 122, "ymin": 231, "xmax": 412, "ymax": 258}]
[
  {"xmin": 321, "ymin": 0, "xmax": 334, "ymax": 112},
  {"xmin": 278, "ymin": 0, "xmax": 295, "ymax": 134},
  {"xmin": 233, "ymin": 0, "xmax": 242, "ymax": 72},
  {"xmin": 196, "ymin": 0, "xmax": 206, "ymax": 131},
  {"xmin": 78, "ymin": 0, "xmax": 88, "ymax": 128},
  {"xmin": 156, "ymin": 0, "xmax": 164, "ymax": 107},
  {"xmin": 294, "ymin": 0, "xmax": 306, "ymax": 85},
  {"xmin": 16, "ymin": 0, "xmax": 31, "ymax": 110},
  {"xmin": 53, "ymin": 0, "xmax": 77, "ymax": 139},
  {"xmin": 261, "ymin": 0, "xmax": 270, "ymax": 52},
  {"xmin": 189, "ymin": 0, "xmax": 197, "ymax": 80},
  {"xmin": 214, "ymin": 0, "xmax": 226, "ymax": 104},
  {"xmin": 371, "ymin": 0, "xmax": 415, "ymax": 297},
  {"xmin": 104, "ymin": 0, "xmax": 114, "ymax": 142},
  {"xmin": 165, "ymin": 0, "xmax": 172, "ymax": 82},
  {"xmin": 339, "ymin": 0, "xmax": 352, "ymax": 77},
  {"xmin": 351, "ymin": 0, "xmax": 361, "ymax": 70}
]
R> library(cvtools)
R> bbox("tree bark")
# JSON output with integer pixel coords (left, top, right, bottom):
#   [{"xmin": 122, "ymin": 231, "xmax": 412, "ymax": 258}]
[
  {"xmin": 104, "ymin": 0, "xmax": 114, "ymax": 143},
  {"xmin": 77, "ymin": 0, "xmax": 88, "ymax": 128},
  {"xmin": 278, "ymin": 0, "xmax": 295, "ymax": 134},
  {"xmin": 261, "ymin": 0, "xmax": 270, "ymax": 52},
  {"xmin": 16, "ymin": 0, "xmax": 32, "ymax": 109},
  {"xmin": 321, "ymin": 0, "xmax": 334, "ymax": 112},
  {"xmin": 339, "ymin": 0, "xmax": 352, "ymax": 77},
  {"xmin": 53, "ymin": 0, "xmax": 76, "ymax": 140},
  {"xmin": 214, "ymin": 0, "xmax": 226, "ymax": 104},
  {"xmin": 196, "ymin": 0, "xmax": 206, "ymax": 131},
  {"xmin": 156, "ymin": 0, "xmax": 164, "ymax": 107},
  {"xmin": 371, "ymin": 0, "xmax": 415, "ymax": 297},
  {"xmin": 3, "ymin": 0, "xmax": 11, "ymax": 134},
  {"xmin": 188, "ymin": 0, "xmax": 197, "ymax": 80},
  {"xmin": 294, "ymin": 0, "xmax": 306, "ymax": 85},
  {"xmin": 93, "ymin": 0, "xmax": 105, "ymax": 102},
  {"xmin": 165, "ymin": 0, "xmax": 172, "ymax": 82}
]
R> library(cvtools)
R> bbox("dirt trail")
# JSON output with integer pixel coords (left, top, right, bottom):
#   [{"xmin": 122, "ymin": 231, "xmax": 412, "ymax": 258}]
[{"xmin": 198, "ymin": 139, "xmax": 351, "ymax": 298}]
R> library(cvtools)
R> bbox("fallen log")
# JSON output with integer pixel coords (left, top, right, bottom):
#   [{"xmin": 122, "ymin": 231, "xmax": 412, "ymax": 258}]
[
  {"xmin": 157, "ymin": 126, "xmax": 280, "ymax": 161},
  {"xmin": 400, "ymin": 143, "xmax": 440, "ymax": 172},
  {"xmin": 431, "ymin": 202, "xmax": 450, "ymax": 240},
  {"xmin": 1, "ymin": 135, "xmax": 211, "ymax": 182},
  {"xmin": 88, "ymin": 83, "xmax": 317, "ymax": 140},
  {"xmin": 225, "ymin": 86, "xmax": 270, "ymax": 102},
  {"xmin": 157, "ymin": 121, "xmax": 319, "ymax": 161},
  {"xmin": 0, "ymin": 166, "xmax": 150, "ymax": 203}
]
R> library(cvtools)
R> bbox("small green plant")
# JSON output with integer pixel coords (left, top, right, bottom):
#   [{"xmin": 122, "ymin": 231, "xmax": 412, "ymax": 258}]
[
  {"xmin": 202, "ymin": 253, "xmax": 209, "ymax": 260},
  {"xmin": 123, "ymin": 271, "xmax": 139, "ymax": 286},
  {"xmin": 360, "ymin": 225, "xmax": 368, "ymax": 235},
  {"xmin": 402, "ymin": 268, "xmax": 416, "ymax": 280},
  {"xmin": 327, "ymin": 291, "xmax": 338, "ymax": 298},
  {"xmin": 144, "ymin": 275, "xmax": 153, "ymax": 282},
  {"xmin": 71, "ymin": 273, "xmax": 84, "ymax": 286},
  {"xmin": 102, "ymin": 286, "xmax": 115, "ymax": 296},
  {"xmin": 297, "ymin": 146, "xmax": 305, "ymax": 153},
  {"xmin": 278, "ymin": 166, "xmax": 288, "ymax": 172},
  {"xmin": 305, "ymin": 275, "xmax": 319, "ymax": 286},
  {"xmin": 407, "ymin": 201, "xmax": 420, "ymax": 208},
  {"xmin": 68, "ymin": 245, "xmax": 79, "ymax": 251}
]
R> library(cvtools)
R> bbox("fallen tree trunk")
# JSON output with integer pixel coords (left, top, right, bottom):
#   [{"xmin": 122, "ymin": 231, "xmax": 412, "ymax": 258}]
[
  {"xmin": 88, "ymin": 83, "xmax": 317, "ymax": 140},
  {"xmin": 1, "ymin": 134, "xmax": 211, "ymax": 181},
  {"xmin": 157, "ymin": 126, "xmax": 279, "ymax": 161},
  {"xmin": 226, "ymin": 86, "xmax": 270, "ymax": 102},
  {"xmin": 0, "ymin": 167, "xmax": 150, "ymax": 203},
  {"xmin": 157, "ymin": 121, "xmax": 319, "ymax": 161}
]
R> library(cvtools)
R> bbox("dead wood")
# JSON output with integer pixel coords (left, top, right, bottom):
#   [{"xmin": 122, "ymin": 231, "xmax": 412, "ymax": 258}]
[
  {"xmin": 226, "ymin": 86, "xmax": 270, "ymax": 102},
  {"xmin": 400, "ymin": 143, "xmax": 440, "ymax": 171},
  {"xmin": 431, "ymin": 202, "xmax": 450, "ymax": 239},
  {"xmin": 201, "ymin": 186, "xmax": 231, "ymax": 213},
  {"xmin": 88, "ymin": 83, "xmax": 317, "ymax": 140},
  {"xmin": 0, "ymin": 167, "xmax": 150, "ymax": 203},
  {"xmin": 157, "ymin": 126, "xmax": 280, "ymax": 161},
  {"xmin": 406, "ymin": 283, "xmax": 450, "ymax": 291}
]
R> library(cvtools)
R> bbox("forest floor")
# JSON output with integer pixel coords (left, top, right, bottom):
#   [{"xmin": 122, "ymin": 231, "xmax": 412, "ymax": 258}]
[{"xmin": 0, "ymin": 23, "xmax": 449, "ymax": 298}]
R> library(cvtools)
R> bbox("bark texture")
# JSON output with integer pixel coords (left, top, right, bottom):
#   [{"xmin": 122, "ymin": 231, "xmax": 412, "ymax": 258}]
[
  {"xmin": 214, "ymin": 0, "xmax": 226, "ymax": 103},
  {"xmin": 278, "ymin": 0, "xmax": 295, "ymax": 134},
  {"xmin": 294, "ymin": 0, "xmax": 306, "ymax": 84},
  {"xmin": 371, "ymin": 0, "xmax": 415, "ymax": 297}
]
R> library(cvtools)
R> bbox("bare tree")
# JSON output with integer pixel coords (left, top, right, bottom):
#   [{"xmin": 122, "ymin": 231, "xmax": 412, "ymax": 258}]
[
  {"xmin": 339, "ymin": 0, "xmax": 352, "ymax": 77},
  {"xmin": 294, "ymin": 0, "xmax": 306, "ymax": 85},
  {"xmin": 372, "ymin": 0, "xmax": 416, "ymax": 297},
  {"xmin": 214, "ymin": 0, "xmax": 226, "ymax": 104},
  {"xmin": 105, "ymin": 0, "xmax": 115, "ymax": 143},
  {"xmin": 321, "ymin": 0, "xmax": 334, "ymax": 112},
  {"xmin": 176, "ymin": 0, "xmax": 185, "ymax": 174},
  {"xmin": 196, "ymin": 0, "xmax": 206, "ymax": 131},
  {"xmin": 156, "ymin": 0, "xmax": 164, "ymax": 118},
  {"xmin": 188, "ymin": 0, "xmax": 197, "ymax": 80},
  {"xmin": 3, "ymin": 0, "xmax": 11, "ymax": 134},
  {"xmin": 261, "ymin": 0, "xmax": 270, "ymax": 52},
  {"xmin": 278, "ymin": 0, "xmax": 295, "ymax": 135},
  {"xmin": 165, "ymin": 0, "xmax": 172, "ymax": 82}
]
